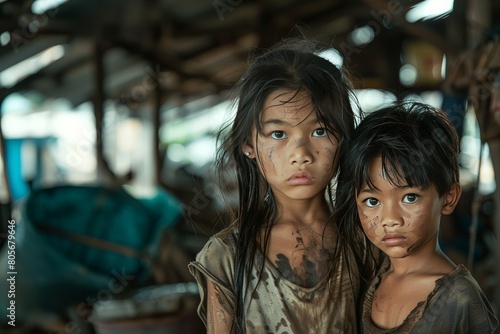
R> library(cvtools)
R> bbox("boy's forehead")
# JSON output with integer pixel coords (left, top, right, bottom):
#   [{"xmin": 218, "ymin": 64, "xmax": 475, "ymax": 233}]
[
  {"xmin": 367, "ymin": 156, "xmax": 406, "ymax": 184},
  {"xmin": 368, "ymin": 156, "xmax": 394, "ymax": 176}
]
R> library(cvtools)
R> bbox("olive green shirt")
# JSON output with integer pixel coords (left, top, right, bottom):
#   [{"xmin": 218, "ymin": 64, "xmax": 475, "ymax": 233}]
[
  {"xmin": 362, "ymin": 259, "xmax": 499, "ymax": 334},
  {"xmin": 189, "ymin": 225, "xmax": 360, "ymax": 333}
]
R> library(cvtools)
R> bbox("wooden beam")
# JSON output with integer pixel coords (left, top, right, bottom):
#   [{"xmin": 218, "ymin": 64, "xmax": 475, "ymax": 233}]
[
  {"xmin": 93, "ymin": 40, "xmax": 117, "ymax": 183},
  {"xmin": 361, "ymin": 0, "xmax": 460, "ymax": 56}
]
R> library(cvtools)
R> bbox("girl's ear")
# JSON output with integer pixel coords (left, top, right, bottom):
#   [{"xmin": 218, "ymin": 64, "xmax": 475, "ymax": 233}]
[
  {"xmin": 242, "ymin": 143, "xmax": 255, "ymax": 158},
  {"xmin": 441, "ymin": 183, "xmax": 462, "ymax": 215}
]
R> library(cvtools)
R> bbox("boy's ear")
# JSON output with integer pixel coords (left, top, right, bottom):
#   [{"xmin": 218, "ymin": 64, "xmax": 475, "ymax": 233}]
[
  {"xmin": 242, "ymin": 143, "xmax": 255, "ymax": 158},
  {"xmin": 441, "ymin": 183, "xmax": 462, "ymax": 215}
]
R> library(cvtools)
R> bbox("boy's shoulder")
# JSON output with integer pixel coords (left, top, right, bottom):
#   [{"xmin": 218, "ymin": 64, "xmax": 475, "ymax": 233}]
[
  {"xmin": 416, "ymin": 264, "xmax": 499, "ymax": 332},
  {"xmin": 432, "ymin": 264, "xmax": 493, "ymax": 309},
  {"xmin": 435, "ymin": 264, "xmax": 481, "ymax": 293}
]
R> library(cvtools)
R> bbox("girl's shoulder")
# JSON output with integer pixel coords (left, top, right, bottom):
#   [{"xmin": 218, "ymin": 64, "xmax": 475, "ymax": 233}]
[
  {"xmin": 195, "ymin": 223, "xmax": 239, "ymax": 261},
  {"xmin": 189, "ymin": 223, "xmax": 239, "ymax": 287}
]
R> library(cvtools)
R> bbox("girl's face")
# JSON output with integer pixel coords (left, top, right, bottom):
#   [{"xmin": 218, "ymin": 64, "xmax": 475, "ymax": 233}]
[
  {"xmin": 244, "ymin": 89, "xmax": 339, "ymax": 203},
  {"xmin": 355, "ymin": 156, "xmax": 459, "ymax": 259}
]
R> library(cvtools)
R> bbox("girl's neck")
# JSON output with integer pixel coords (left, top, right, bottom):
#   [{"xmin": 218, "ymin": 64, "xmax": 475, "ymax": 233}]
[
  {"xmin": 275, "ymin": 198, "xmax": 331, "ymax": 228},
  {"xmin": 275, "ymin": 190, "xmax": 331, "ymax": 225}
]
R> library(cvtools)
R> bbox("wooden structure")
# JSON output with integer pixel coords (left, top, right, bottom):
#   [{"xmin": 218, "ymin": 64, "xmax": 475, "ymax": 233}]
[{"xmin": 0, "ymin": 0, "xmax": 499, "ymax": 326}]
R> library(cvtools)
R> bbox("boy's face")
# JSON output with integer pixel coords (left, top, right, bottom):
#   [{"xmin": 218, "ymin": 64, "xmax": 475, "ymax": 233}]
[
  {"xmin": 355, "ymin": 156, "xmax": 460, "ymax": 259},
  {"xmin": 243, "ymin": 88, "xmax": 339, "ymax": 203}
]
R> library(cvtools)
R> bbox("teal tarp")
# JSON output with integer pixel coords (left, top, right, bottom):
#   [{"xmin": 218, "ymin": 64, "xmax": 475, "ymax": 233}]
[{"xmin": 0, "ymin": 185, "xmax": 183, "ymax": 323}]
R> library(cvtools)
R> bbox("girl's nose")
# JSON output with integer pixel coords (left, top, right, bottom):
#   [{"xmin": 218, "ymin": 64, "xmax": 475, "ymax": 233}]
[{"xmin": 289, "ymin": 138, "xmax": 313, "ymax": 165}]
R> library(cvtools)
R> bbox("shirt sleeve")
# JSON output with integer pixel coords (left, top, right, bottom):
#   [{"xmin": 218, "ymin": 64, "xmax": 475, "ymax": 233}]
[
  {"xmin": 414, "ymin": 270, "xmax": 499, "ymax": 334},
  {"xmin": 446, "ymin": 278, "xmax": 499, "ymax": 333},
  {"xmin": 188, "ymin": 228, "xmax": 237, "ymax": 326}
]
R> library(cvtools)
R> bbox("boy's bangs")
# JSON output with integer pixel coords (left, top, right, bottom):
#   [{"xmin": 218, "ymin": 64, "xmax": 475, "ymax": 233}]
[
  {"xmin": 360, "ymin": 152, "xmax": 432, "ymax": 191},
  {"xmin": 381, "ymin": 153, "xmax": 432, "ymax": 190}
]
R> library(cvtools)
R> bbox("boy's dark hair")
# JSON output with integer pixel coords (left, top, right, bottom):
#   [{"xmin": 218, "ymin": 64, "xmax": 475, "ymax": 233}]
[
  {"xmin": 348, "ymin": 101, "xmax": 460, "ymax": 196},
  {"xmin": 335, "ymin": 101, "xmax": 460, "ymax": 267}
]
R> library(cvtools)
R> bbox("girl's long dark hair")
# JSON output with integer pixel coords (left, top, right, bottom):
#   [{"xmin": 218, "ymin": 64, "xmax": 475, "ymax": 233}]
[{"xmin": 215, "ymin": 37, "xmax": 368, "ymax": 333}]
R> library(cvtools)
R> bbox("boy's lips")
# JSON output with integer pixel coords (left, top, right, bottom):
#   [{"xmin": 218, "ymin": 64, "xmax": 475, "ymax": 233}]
[
  {"xmin": 382, "ymin": 233, "xmax": 406, "ymax": 246},
  {"xmin": 288, "ymin": 171, "xmax": 314, "ymax": 185}
]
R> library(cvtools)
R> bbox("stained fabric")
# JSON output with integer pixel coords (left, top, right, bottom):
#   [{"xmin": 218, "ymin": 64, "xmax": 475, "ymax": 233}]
[
  {"xmin": 188, "ymin": 224, "xmax": 360, "ymax": 334},
  {"xmin": 362, "ymin": 259, "xmax": 499, "ymax": 334}
]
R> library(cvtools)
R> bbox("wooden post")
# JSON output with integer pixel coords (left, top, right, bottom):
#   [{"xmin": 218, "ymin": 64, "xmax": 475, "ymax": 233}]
[
  {"xmin": 152, "ymin": 64, "xmax": 162, "ymax": 187},
  {"xmin": 93, "ymin": 40, "xmax": 116, "ymax": 184}
]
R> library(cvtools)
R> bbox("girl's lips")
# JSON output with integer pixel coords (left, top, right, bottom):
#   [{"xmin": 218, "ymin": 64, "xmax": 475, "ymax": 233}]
[
  {"xmin": 382, "ymin": 234, "xmax": 406, "ymax": 246},
  {"xmin": 288, "ymin": 171, "xmax": 314, "ymax": 185},
  {"xmin": 288, "ymin": 177, "xmax": 314, "ymax": 185}
]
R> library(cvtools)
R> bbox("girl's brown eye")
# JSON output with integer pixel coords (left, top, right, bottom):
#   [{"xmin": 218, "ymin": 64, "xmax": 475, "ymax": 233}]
[
  {"xmin": 313, "ymin": 128, "xmax": 327, "ymax": 137},
  {"xmin": 271, "ymin": 131, "xmax": 287, "ymax": 139}
]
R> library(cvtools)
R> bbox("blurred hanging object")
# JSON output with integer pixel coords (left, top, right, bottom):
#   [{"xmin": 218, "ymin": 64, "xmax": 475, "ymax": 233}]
[
  {"xmin": 465, "ymin": 32, "xmax": 499, "ymax": 273},
  {"xmin": 491, "ymin": 71, "xmax": 500, "ymax": 125},
  {"xmin": 447, "ymin": 25, "xmax": 500, "ymax": 316}
]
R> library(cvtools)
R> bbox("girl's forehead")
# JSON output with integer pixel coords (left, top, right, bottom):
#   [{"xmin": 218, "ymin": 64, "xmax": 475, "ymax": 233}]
[{"xmin": 261, "ymin": 89, "xmax": 315, "ymax": 122}]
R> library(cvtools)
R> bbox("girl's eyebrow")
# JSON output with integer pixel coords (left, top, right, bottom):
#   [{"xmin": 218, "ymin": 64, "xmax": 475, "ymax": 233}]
[{"xmin": 261, "ymin": 117, "xmax": 320, "ymax": 126}]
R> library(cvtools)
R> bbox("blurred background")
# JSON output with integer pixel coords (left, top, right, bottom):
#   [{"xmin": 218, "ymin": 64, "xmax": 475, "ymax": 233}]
[{"xmin": 0, "ymin": 0, "xmax": 499, "ymax": 333}]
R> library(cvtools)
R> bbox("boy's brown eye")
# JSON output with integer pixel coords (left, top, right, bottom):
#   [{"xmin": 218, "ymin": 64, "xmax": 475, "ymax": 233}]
[
  {"xmin": 403, "ymin": 194, "xmax": 419, "ymax": 203},
  {"xmin": 364, "ymin": 198, "xmax": 379, "ymax": 207}
]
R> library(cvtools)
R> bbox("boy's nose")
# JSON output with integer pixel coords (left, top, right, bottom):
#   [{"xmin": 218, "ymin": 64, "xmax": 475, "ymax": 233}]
[
  {"xmin": 381, "ymin": 203, "xmax": 403, "ymax": 228},
  {"xmin": 381, "ymin": 217, "xmax": 402, "ymax": 228}
]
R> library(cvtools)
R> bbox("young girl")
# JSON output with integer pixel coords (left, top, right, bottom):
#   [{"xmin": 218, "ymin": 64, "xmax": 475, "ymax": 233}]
[
  {"xmin": 337, "ymin": 101, "xmax": 499, "ymax": 333},
  {"xmin": 188, "ymin": 38, "xmax": 374, "ymax": 333}
]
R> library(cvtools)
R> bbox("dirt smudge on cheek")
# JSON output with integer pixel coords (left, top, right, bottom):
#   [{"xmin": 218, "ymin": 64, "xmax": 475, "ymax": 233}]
[
  {"xmin": 265, "ymin": 145, "xmax": 277, "ymax": 173},
  {"xmin": 361, "ymin": 215, "xmax": 379, "ymax": 237},
  {"xmin": 369, "ymin": 216, "xmax": 379, "ymax": 232},
  {"xmin": 267, "ymin": 146, "xmax": 274, "ymax": 158},
  {"xmin": 403, "ymin": 206, "xmax": 422, "ymax": 230}
]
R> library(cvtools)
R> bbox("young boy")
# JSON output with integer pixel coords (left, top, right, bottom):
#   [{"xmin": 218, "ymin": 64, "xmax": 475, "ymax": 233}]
[{"xmin": 340, "ymin": 101, "xmax": 499, "ymax": 333}]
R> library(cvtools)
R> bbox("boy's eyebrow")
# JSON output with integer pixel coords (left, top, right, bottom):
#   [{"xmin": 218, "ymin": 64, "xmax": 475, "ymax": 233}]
[
  {"xmin": 359, "ymin": 187, "xmax": 378, "ymax": 194},
  {"xmin": 358, "ymin": 184, "xmax": 417, "ymax": 195}
]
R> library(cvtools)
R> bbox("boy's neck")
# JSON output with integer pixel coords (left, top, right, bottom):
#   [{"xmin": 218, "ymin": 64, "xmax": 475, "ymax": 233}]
[{"xmin": 387, "ymin": 245, "xmax": 456, "ymax": 277}]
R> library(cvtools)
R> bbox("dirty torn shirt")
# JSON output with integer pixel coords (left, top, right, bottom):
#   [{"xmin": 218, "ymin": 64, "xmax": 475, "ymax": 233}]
[
  {"xmin": 362, "ymin": 259, "xmax": 499, "ymax": 334},
  {"xmin": 188, "ymin": 225, "xmax": 360, "ymax": 333}
]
